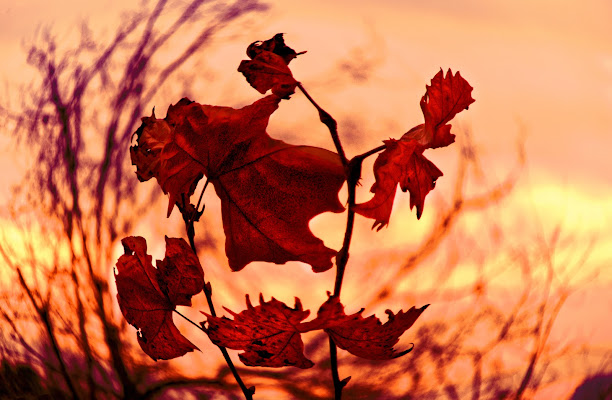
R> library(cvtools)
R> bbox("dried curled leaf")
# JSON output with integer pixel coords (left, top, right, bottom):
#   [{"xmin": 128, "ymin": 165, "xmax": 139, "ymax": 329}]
[
  {"xmin": 204, "ymin": 294, "xmax": 427, "ymax": 368},
  {"xmin": 355, "ymin": 69, "xmax": 474, "ymax": 228},
  {"xmin": 130, "ymin": 95, "xmax": 345, "ymax": 273},
  {"xmin": 129, "ymin": 109, "xmax": 172, "ymax": 182},
  {"xmin": 115, "ymin": 236, "xmax": 204, "ymax": 360},
  {"xmin": 204, "ymin": 295, "xmax": 314, "ymax": 368},
  {"xmin": 313, "ymin": 296, "xmax": 429, "ymax": 360},
  {"xmin": 238, "ymin": 33, "xmax": 305, "ymax": 98}
]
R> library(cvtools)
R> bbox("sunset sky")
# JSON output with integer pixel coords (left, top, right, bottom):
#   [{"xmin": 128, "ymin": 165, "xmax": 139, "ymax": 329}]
[
  {"xmin": 1, "ymin": 0, "xmax": 611, "ymax": 398},
  {"xmin": 2, "ymin": 0, "xmax": 611, "ymax": 230}
]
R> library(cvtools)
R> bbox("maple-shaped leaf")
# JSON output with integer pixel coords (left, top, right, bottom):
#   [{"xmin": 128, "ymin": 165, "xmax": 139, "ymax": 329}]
[
  {"xmin": 129, "ymin": 109, "xmax": 172, "ymax": 182},
  {"xmin": 204, "ymin": 295, "xmax": 315, "ymax": 368},
  {"xmin": 130, "ymin": 105, "xmax": 202, "ymax": 208},
  {"xmin": 238, "ymin": 33, "xmax": 305, "ymax": 98},
  {"xmin": 355, "ymin": 69, "xmax": 474, "ymax": 229},
  {"xmin": 204, "ymin": 294, "xmax": 427, "ymax": 368},
  {"xmin": 130, "ymin": 95, "xmax": 345, "ymax": 273},
  {"xmin": 115, "ymin": 236, "xmax": 204, "ymax": 360},
  {"xmin": 312, "ymin": 296, "xmax": 429, "ymax": 360}
]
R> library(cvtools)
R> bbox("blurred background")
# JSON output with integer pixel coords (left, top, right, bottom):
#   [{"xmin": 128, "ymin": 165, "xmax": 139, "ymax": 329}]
[{"xmin": 0, "ymin": 0, "xmax": 610, "ymax": 399}]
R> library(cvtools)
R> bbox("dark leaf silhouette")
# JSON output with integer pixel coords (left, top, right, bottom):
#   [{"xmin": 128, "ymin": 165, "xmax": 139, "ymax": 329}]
[
  {"xmin": 238, "ymin": 33, "xmax": 305, "ymax": 98},
  {"xmin": 130, "ymin": 95, "xmax": 346, "ymax": 272},
  {"xmin": 355, "ymin": 69, "xmax": 474, "ymax": 229},
  {"xmin": 115, "ymin": 236, "xmax": 204, "ymax": 360},
  {"xmin": 312, "ymin": 296, "xmax": 429, "ymax": 360},
  {"xmin": 205, "ymin": 294, "xmax": 427, "ymax": 368},
  {"xmin": 204, "ymin": 295, "xmax": 315, "ymax": 368},
  {"xmin": 129, "ymin": 109, "xmax": 172, "ymax": 183}
]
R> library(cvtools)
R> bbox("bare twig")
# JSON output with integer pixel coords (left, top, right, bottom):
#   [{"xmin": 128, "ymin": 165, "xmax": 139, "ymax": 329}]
[
  {"xmin": 182, "ymin": 215, "xmax": 255, "ymax": 400},
  {"xmin": 297, "ymin": 83, "xmax": 348, "ymax": 167}
]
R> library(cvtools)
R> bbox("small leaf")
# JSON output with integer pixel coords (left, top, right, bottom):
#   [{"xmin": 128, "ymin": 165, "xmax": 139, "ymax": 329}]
[
  {"xmin": 355, "ymin": 69, "xmax": 474, "ymax": 227},
  {"xmin": 204, "ymin": 294, "xmax": 427, "ymax": 368},
  {"xmin": 129, "ymin": 109, "xmax": 172, "ymax": 182},
  {"xmin": 313, "ymin": 296, "xmax": 429, "ymax": 360},
  {"xmin": 204, "ymin": 295, "xmax": 314, "ymax": 368},
  {"xmin": 238, "ymin": 33, "xmax": 304, "ymax": 98},
  {"xmin": 115, "ymin": 236, "xmax": 204, "ymax": 360},
  {"xmin": 156, "ymin": 236, "xmax": 204, "ymax": 307}
]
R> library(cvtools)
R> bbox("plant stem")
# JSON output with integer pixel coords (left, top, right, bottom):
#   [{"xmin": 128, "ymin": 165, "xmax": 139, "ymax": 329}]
[
  {"xmin": 188, "ymin": 178, "xmax": 209, "ymax": 227},
  {"xmin": 174, "ymin": 309, "xmax": 206, "ymax": 332},
  {"xmin": 297, "ymin": 83, "xmax": 348, "ymax": 168},
  {"xmin": 182, "ymin": 216, "xmax": 255, "ymax": 400},
  {"xmin": 327, "ymin": 156, "xmax": 364, "ymax": 399},
  {"xmin": 357, "ymin": 144, "xmax": 386, "ymax": 161},
  {"xmin": 329, "ymin": 336, "xmax": 343, "ymax": 399},
  {"xmin": 333, "ymin": 158, "xmax": 359, "ymax": 296},
  {"xmin": 299, "ymin": 81, "xmax": 388, "ymax": 399},
  {"xmin": 329, "ymin": 147, "xmax": 387, "ymax": 398}
]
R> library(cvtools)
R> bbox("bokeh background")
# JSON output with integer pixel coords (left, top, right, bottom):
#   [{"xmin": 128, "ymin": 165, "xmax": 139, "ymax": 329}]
[{"xmin": 0, "ymin": 0, "xmax": 610, "ymax": 399}]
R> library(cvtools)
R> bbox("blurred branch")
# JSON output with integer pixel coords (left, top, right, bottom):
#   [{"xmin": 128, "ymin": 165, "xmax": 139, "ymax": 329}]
[
  {"xmin": 1, "ymin": 1, "xmax": 268, "ymax": 398},
  {"xmin": 370, "ymin": 130, "xmax": 524, "ymax": 305},
  {"xmin": 0, "ymin": 243, "xmax": 80, "ymax": 400}
]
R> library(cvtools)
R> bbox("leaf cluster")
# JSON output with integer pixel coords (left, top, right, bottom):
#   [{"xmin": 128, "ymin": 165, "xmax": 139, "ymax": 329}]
[{"xmin": 116, "ymin": 33, "xmax": 474, "ymax": 397}]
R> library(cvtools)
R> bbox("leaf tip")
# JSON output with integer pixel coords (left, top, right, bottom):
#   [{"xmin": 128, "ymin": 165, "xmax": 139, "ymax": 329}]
[
  {"xmin": 294, "ymin": 297, "xmax": 303, "ymax": 311},
  {"xmin": 372, "ymin": 220, "xmax": 388, "ymax": 231},
  {"xmin": 393, "ymin": 343, "xmax": 415, "ymax": 359}
]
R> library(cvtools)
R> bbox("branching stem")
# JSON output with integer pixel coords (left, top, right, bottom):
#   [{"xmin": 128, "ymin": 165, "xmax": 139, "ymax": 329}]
[
  {"xmin": 174, "ymin": 309, "xmax": 206, "ymax": 332},
  {"xmin": 189, "ymin": 178, "xmax": 209, "ymax": 226},
  {"xmin": 300, "ymin": 82, "xmax": 388, "ymax": 399},
  {"xmin": 182, "ymin": 211, "xmax": 255, "ymax": 400},
  {"xmin": 297, "ymin": 83, "xmax": 348, "ymax": 168}
]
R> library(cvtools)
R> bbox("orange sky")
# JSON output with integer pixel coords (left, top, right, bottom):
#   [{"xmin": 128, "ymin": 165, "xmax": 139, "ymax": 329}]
[
  {"xmin": 2, "ymin": 0, "xmax": 611, "ymax": 228},
  {"xmin": 1, "ymin": 1, "xmax": 611, "ymax": 398}
]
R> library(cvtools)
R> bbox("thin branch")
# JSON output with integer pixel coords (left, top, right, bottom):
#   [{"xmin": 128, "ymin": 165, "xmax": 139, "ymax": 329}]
[
  {"xmin": 296, "ymin": 81, "xmax": 385, "ymax": 398},
  {"xmin": 297, "ymin": 83, "xmax": 348, "ymax": 167},
  {"xmin": 174, "ymin": 309, "xmax": 207, "ymax": 332},
  {"xmin": 298, "ymin": 104, "xmax": 374, "ymax": 399},
  {"xmin": 16, "ymin": 269, "xmax": 81, "ymax": 400},
  {"xmin": 182, "ymin": 216, "xmax": 255, "ymax": 400},
  {"xmin": 356, "ymin": 144, "xmax": 386, "ymax": 161}
]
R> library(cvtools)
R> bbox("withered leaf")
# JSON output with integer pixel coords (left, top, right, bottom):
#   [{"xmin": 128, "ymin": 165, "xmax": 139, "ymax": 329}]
[
  {"xmin": 115, "ymin": 236, "xmax": 203, "ymax": 360},
  {"xmin": 355, "ymin": 69, "xmax": 474, "ymax": 228}
]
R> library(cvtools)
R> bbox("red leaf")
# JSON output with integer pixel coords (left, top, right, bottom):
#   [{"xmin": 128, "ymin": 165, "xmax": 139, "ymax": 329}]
[
  {"xmin": 115, "ymin": 236, "xmax": 204, "ymax": 360},
  {"xmin": 129, "ymin": 109, "xmax": 172, "ymax": 182},
  {"xmin": 204, "ymin": 295, "xmax": 314, "ymax": 368},
  {"xmin": 355, "ymin": 69, "xmax": 474, "ymax": 228},
  {"xmin": 312, "ymin": 296, "xmax": 429, "ymax": 360},
  {"xmin": 156, "ymin": 236, "xmax": 205, "ymax": 307},
  {"xmin": 421, "ymin": 69, "xmax": 475, "ymax": 149},
  {"xmin": 131, "ymin": 95, "xmax": 345, "ymax": 273},
  {"xmin": 204, "ymin": 294, "xmax": 427, "ymax": 368},
  {"xmin": 238, "ymin": 33, "xmax": 304, "ymax": 98}
]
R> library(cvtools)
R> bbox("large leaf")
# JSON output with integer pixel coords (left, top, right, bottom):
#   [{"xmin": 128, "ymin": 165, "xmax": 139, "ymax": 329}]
[{"xmin": 131, "ymin": 95, "xmax": 345, "ymax": 272}]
